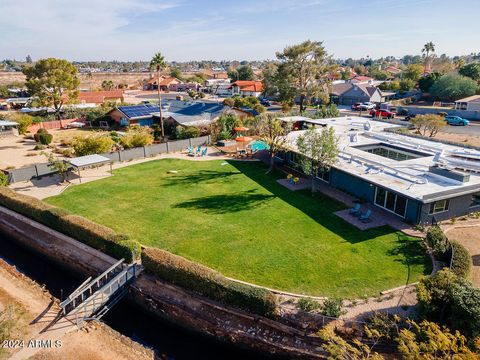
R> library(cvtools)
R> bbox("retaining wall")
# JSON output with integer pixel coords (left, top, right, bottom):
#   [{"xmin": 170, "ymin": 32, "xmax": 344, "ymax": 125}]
[{"xmin": 0, "ymin": 205, "xmax": 325, "ymax": 359}]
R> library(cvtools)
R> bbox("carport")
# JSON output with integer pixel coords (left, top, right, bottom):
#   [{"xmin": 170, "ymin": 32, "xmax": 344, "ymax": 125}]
[{"xmin": 67, "ymin": 154, "xmax": 112, "ymax": 183}]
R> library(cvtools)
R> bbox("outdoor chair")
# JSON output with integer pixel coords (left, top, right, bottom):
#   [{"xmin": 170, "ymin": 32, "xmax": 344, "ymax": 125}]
[
  {"xmin": 187, "ymin": 146, "xmax": 195, "ymax": 156},
  {"xmin": 201, "ymin": 148, "xmax": 208, "ymax": 157},
  {"xmin": 196, "ymin": 146, "xmax": 202, "ymax": 155},
  {"xmin": 349, "ymin": 203, "xmax": 361, "ymax": 216},
  {"xmin": 359, "ymin": 209, "xmax": 372, "ymax": 223}
]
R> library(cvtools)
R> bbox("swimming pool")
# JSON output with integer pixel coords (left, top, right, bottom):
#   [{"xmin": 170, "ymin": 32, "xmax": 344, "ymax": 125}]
[{"xmin": 249, "ymin": 140, "xmax": 269, "ymax": 151}]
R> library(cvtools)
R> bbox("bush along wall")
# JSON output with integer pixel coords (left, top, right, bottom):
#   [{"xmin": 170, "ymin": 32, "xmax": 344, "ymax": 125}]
[
  {"xmin": 0, "ymin": 187, "xmax": 140, "ymax": 262},
  {"xmin": 141, "ymin": 247, "xmax": 277, "ymax": 317},
  {"xmin": 449, "ymin": 241, "xmax": 473, "ymax": 279}
]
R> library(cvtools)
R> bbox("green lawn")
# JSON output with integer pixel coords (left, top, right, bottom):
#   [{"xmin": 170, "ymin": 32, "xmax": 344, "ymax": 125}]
[{"xmin": 46, "ymin": 159, "xmax": 430, "ymax": 298}]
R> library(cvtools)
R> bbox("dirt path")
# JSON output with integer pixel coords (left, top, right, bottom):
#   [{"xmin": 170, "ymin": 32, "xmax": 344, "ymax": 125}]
[
  {"xmin": 444, "ymin": 225, "xmax": 480, "ymax": 287},
  {"xmin": 0, "ymin": 258, "xmax": 153, "ymax": 360}
]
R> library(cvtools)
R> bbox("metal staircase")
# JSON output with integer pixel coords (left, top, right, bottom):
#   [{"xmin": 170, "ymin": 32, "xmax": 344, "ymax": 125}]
[{"xmin": 60, "ymin": 259, "xmax": 141, "ymax": 327}]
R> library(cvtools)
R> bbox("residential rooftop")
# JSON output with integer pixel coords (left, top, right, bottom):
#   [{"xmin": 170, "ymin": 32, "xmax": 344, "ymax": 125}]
[{"xmin": 285, "ymin": 116, "xmax": 480, "ymax": 203}]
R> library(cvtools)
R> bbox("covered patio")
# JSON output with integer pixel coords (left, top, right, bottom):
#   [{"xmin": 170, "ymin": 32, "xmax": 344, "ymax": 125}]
[{"xmin": 67, "ymin": 154, "xmax": 112, "ymax": 183}]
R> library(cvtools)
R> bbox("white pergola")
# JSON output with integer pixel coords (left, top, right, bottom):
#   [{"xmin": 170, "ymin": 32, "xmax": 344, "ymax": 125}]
[{"xmin": 67, "ymin": 154, "xmax": 112, "ymax": 183}]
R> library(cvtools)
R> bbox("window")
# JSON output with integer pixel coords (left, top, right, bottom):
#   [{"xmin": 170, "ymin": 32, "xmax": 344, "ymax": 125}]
[
  {"xmin": 470, "ymin": 193, "xmax": 480, "ymax": 208},
  {"xmin": 316, "ymin": 167, "xmax": 330, "ymax": 183},
  {"xmin": 429, "ymin": 200, "xmax": 450, "ymax": 214},
  {"xmin": 374, "ymin": 187, "xmax": 408, "ymax": 217}
]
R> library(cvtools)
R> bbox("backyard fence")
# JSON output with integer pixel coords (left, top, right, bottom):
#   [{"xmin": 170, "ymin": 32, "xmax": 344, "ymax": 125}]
[
  {"xmin": 6, "ymin": 135, "xmax": 211, "ymax": 184},
  {"xmin": 27, "ymin": 118, "xmax": 80, "ymax": 133}
]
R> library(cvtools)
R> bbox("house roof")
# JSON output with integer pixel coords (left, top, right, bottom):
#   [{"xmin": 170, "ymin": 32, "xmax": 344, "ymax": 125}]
[
  {"xmin": 159, "ymin": 77, "xmax": 181, "ymax": 86},
  {"xmin": 231, "ymin": 81, "xmax": 264, "ymax": 92},
  {"xmin": 330, "ymin": 83, "xmax": 353, "ymax": 96},
  {"xmin": 384, "ymin": 66, "xmax": 402, "ymax": 74},
  {"xmin": 455, "ymin": 95, "xmax": 480, "ymax": 103},
  {"xmin": 349, "ymin": 76, "xmax": 374, "ymax": 83},
  {"xmin": 78, "ymin": 90, "xmax": 124, "ymax": 104}
]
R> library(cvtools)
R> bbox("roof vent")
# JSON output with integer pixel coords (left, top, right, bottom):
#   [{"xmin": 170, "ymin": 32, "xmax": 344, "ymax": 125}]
[{"xmin": 429, "ymin": 165, "xmax": 470, "ymax": 183}]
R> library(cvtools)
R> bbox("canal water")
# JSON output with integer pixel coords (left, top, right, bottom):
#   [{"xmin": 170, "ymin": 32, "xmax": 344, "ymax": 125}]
[{"xmin": 0, "ymin": 232, "xmax": 272, "ymax": 360}]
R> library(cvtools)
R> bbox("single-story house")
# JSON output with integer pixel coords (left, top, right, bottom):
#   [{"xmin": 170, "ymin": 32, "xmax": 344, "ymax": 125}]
[
  {"xmin": 330, "ymin": 83, "xmax": 394, "ymax": 106},
  {"xmin": 169, "ymin": 82, "xmax": 201, "ymax": 92},
  {"xmin": 230, "ymin": 81, "xmax": 264, "ymax": 98},
  {"xmin": 77, "ymin": 90, "xmax": 124, "ymax": 106},
  {"xmin": 281, "ymin": 117, "xmax": 480, "ymax": 225},
  {"xmin": 454, "ymin": 95, "xmax": 480, "ymax": 111},
  {"xmin": 384, "ymin": 66, "xmax": 402, "ymax": 76},
  {"xmin": 110, "ymin": 100, "xmax": 226, "ymax": 129}
]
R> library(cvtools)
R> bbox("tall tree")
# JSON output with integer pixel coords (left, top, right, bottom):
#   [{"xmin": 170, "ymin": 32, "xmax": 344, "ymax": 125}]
[
  {"xmin": 255, "ymin": 114, "xmax": 291, "ymax": 172},
  {"xmin": 236, "ymin": 65, "xmax": 255, "ymax": 81},
  {"xmin": 150, "ymin": 52, "xmax": 167, "ymax": 139},
  {"xmin": 459, "ymin": 63, "xmax": 480, "ymax": 82},
  {"xmin": 429, "ymin": 74, "xmax": 478, "ymax": 101},
  {"xmin": 23, "ymin": 58, "xmax": 80, "ymax": 119},
  {"xmin": 266, "ymin": 40, "xmax": 331, "ymax": 112},
  {"xmin": 422, "ymin": 41, "xmax": 436, "ymax": 72},
  {"xmin": 296, "ymin": 127, "xmax": 339, "ymax": 192}
]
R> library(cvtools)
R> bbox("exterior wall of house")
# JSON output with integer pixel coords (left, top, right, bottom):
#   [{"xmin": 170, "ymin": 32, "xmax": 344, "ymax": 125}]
[
  {"xmin": 419, "ymin": 193, "xmax": 480, "ymax": 225},
  {"xmin": 240, "ymin": 90, "xmax": 262, "ymax": 98},
  {"xmin": 369, "ymin": 91, "xmax": 383, "ymax": 103},
  {"xmin": 109, "ymin": 109, "xmax": 125, "ymax": 123}
]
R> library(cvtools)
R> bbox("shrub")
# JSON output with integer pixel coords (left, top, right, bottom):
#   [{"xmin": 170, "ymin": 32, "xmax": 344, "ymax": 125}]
[
  {"xmin": 449, "ymin": 241, "xmax": 473, "ymax": 279},
  {"xmin": 10, "ymin": 114, "xmax": 33, "ymax": 134},
  {"xmin": 297, "ymin": 297, "xmax": 321, "ymax": 312},
  {"xmin": 0, "ymin": 187, "xmax": 139, "ymax": 262},
  {"xmin": 72, "ymin": 135, "xmax": 114, "ymax": 156},
  {"xmin": 176, "ymin": 126, "xmax": 201, "ymax": 140},
  {"xmin": 33, "ymin": 128, "xmax": 48, "ymax": 142},
  {"xmin": 38, "ymin": 132, "xmax": 53, "ymax": 145},
  {"xmin": 0, "ymin": 172, "xmax": 8, "ymax": 186},
  {"xmin": 320, "ymin": 298, "xmax": 344, "ymax": 317},
  {"xmin": 217, "ymin": 131, "xmax": 232, "ymax": 141},
  {"xmin": 141, "ymin": 247, "xmax": 277, "ymax": 316},
  {"xmin": 119, "ymin": 126, "xmax": 153, "ymax": 149},
  {"xmin": 425, "ymin": 226, "xmax": 449, "ymax": 259}
]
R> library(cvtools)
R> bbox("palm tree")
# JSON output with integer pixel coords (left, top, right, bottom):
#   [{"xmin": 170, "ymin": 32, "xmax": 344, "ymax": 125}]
[
  {"xmin": 150, "ymin": 52, "xmax": 167, "ymax": 139},
  {"xmin": 422, "ymin": 42, "xmax": 435, "ymax": 73}
]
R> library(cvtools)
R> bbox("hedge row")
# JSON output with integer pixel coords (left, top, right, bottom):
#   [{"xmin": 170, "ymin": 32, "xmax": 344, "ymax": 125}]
[
  {"xmin": 0, "ymin": 187, "xmax": 140, "ymax": 262},
  {"xmin": 449, "ymin": 241, "xmax": 473, "ymax": 279},
  {"xmin": 141, "ymin": 247, "xmax": 277, "ymax": 317}
]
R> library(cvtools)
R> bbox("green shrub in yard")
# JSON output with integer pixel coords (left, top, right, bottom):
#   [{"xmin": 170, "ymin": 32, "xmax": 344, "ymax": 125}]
[
  {"xmin": 38, "ymin": 132, "xmax": 53, "ymax": 145},
  {"xmin": 33, "ymin": 128, "xmax": 48, "ymax": 142},
  {"xmin": 0, "ymin": 172, "xmax": 8, "ymax": 187},
  {"xmin": 320, "ymin": 298, "xmax": 344, "ymax": 317},
  {"xmin": 141, "ymin": 247, "xmax": 277, "ymax": 317},
  {"xmin": 449, "ymin": 241, "xmax": 473, "ymax": 279},
  {"xmin": 297, "ymin": 297, "xmax": 321, "ymax": 312},
  {"xmin": 425, "ymin": 226, "xmax": 449, "ymax": 259},
  {"xmin": 176, "ymin": 126, "xmax": 201, "ymax": 140},
  {"xmin": 0, "ymin": 187, "xmax": 139, "ymax": 262}
]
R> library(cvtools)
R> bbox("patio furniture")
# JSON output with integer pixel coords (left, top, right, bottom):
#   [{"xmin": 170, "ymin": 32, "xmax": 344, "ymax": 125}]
[
  {"xmin": 359, "ymin": 209, "xmax": 372, "ymax": 223},
  {"xmin": 187, "ymin": 146, "xmax": 195, "ymax": 157},
  {"xmin": 196, "ymin": 146, "xmax": 202, "ymax": 155},
  {"xmin": 349, "ymin": 203, "xmax": 361, "ymax": 216},
  {"xmin": 201, "ymin": 148, "xmax": 208, "ymax": 157},
  {"xmin": 236, "ymin": 148, "xmax": 246, "ymax": 157}
]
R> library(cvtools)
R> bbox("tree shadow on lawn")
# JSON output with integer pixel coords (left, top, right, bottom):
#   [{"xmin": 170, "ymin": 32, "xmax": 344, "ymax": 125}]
[
  {"xmin": 387, "ymin": 233, "xmax": 432, "ymax": 284},
  {"xmin": 161, "ymin": 170, "xmax": 243, "ymax": 187},
  {"xmin": 173, "ymin": 189, "xmax": 275, "ymax": 214},
  {"xmin": 228, "ymin": 161, "xmax": 420, "ymax": 245}
]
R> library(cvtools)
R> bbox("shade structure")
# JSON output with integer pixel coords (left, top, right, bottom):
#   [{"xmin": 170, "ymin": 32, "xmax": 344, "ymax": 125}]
[
  {"xmin": 233, "ymin": 126, "xmax": 249, "ymax": 132},
  {"xmin": 235, "ymin": 136, "xmax": 253, "ymax": 143}
]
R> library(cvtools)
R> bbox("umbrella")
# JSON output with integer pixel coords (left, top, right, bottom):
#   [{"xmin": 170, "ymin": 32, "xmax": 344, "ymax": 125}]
[
  {"xmin": 233, "ymin": 126, "xmax": 249, "ymax": 132},
  {"xmin": 235, "ymin": 136, "xmax": 253, "ymax": 143}
]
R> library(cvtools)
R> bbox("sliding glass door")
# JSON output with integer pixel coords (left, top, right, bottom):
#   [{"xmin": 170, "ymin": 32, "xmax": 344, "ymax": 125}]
[{"xmin": 374, "ymin": 186, "xmax": 408, "ymax": 218}]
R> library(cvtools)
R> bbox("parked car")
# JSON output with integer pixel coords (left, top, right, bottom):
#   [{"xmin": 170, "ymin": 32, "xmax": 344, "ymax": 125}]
[
  {"xmin": 445, "ymin": 116, "xmax": 469, "ymax": 126},
  {"xmin": 351, "ymin": 102, "xmax": 362, "ymax": 111},
  {"xmin": 359, "ymin": 102, "xmax": 376, "ymax": 111},
  {"xmin": 370, "ymin": 109, "xmax": 395, "ymax": 119}
]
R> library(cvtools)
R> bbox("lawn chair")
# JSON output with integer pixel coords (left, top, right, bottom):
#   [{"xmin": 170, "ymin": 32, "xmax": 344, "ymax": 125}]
[
  {"xmin": 359, "ymin": 209, "xmax": 372, "ymax": 223},
  {"xmin": 349, "ymin": 203, "xmax": 361, "ymax": 216},
  {"xmin": 196, "ymin": 146, "xmax": 202, "ymax": 156},
  {"xmin": 201, "ymin": 148, "xmax": 208, "ymax": 157},
  {"xmin": 187, "ymin": 146, "xmax": 194, "ymax": 156}
]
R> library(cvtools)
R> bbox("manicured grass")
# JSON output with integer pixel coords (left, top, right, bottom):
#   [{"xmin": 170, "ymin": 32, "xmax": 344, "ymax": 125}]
[{"xmin": 46, "ymin": 159, "xmax": 430, "ymax": 298}]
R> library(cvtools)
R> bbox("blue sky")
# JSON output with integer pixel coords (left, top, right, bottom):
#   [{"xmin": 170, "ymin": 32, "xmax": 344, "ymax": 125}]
[{"xmin": 1, "ymin": 0, "xmax": 479, "ymax": 61}]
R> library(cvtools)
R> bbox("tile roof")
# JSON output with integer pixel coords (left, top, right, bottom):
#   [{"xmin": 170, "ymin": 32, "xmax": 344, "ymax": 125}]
[
  {"xmin": 159, "ymin": 77, "xmax": 181, "ymax": 86},
  {"xmin": 350, "ymin": 76, "xmax": 374, "ymax": 83},
  {"xmin": 231, "ymin": 81, "xmax": 264, "ymax": 92},
  {"xmin": 77, "ymin": 90, "xmax": 124, "ymax": 104}
]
